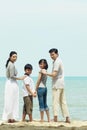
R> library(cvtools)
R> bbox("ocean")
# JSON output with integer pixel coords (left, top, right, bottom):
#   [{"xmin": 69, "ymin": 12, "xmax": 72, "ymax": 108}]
[{"xmin": 0, "ymin": 76, "xmax": 87, "ymax": 121}]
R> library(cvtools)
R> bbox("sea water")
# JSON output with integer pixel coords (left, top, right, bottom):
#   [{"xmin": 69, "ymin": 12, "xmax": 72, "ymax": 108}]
[{"xmin": 0, "ymin": 77, "xmax": 87, "ymax": 121}]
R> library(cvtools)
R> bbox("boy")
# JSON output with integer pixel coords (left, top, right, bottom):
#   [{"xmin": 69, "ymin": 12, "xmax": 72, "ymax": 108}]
[{"xmin": 22, "ymin": 64, "xmax": 36, "ymax": 122}]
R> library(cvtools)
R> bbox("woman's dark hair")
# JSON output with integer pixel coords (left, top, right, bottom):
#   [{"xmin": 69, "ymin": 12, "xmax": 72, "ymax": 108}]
[
  {"xmin": 24, "ymin": 64, "xmax": 33, "ymax": 70},
  {"xmin": 39, "ymin": 59, "xmax": 48, "ymax": 70},
  {"xmin": 6, "ymin": 51, "xmax": 17, "ymax": 68},
  {"xmin": 49, "ymin": 48, "xmax": 58, "ymax": 54}
]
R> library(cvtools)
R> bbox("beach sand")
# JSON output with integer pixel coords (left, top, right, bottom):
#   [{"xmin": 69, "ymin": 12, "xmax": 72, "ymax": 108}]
[{"xmin": 0, "ymin": 120, "xmax": 87, "ymax": 130}]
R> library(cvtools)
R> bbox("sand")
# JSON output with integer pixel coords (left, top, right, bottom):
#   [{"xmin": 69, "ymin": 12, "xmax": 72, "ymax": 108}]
[{"xmin": 0, "ymin": 120, "xmax": 87, "ymax": 130}]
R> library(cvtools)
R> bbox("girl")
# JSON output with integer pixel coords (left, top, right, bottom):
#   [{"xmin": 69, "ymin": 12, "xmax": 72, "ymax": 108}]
[{"xmin": 35, "ymin": 59, "xmax": 50, "ymax": 122}]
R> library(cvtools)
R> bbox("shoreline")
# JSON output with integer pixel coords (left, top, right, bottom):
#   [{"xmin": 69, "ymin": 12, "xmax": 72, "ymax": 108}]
[{"xmin": 0, "ymin": 120, "xmax": 87, "ymax": 130}]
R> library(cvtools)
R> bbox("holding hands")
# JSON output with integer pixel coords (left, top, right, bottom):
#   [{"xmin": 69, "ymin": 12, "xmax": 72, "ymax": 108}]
[{"xmin": 33, "ymin": 91, "xmax": 37, "ymax": 97}]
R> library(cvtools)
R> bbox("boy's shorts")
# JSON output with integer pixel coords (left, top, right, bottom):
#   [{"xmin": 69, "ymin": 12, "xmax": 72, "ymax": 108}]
[{"xmin": 23, "ymin": 95, "xmax": 33, "ymax": 115}]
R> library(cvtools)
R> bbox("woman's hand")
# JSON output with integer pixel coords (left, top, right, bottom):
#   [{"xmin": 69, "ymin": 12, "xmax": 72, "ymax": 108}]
[{"xmin": 19, "ymin": 75, "xmax": 27, "ymax": 80}]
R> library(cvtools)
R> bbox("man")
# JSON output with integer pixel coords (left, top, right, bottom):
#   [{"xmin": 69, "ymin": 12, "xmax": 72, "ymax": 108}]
[{"xmin": 42, "ymin": 48, "xmax": 70, "ymax": 123}]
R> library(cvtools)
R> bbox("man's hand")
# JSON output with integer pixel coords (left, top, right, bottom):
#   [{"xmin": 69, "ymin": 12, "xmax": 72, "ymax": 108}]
[{"xmin": 41, "ymin": 69, "xmax": 47, "ymax": 75}]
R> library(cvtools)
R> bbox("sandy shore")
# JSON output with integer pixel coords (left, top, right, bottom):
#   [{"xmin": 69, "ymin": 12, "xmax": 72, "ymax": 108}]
[{"xmin": 0, "ymin": 120, "xmax": 87, "ymax": 130}]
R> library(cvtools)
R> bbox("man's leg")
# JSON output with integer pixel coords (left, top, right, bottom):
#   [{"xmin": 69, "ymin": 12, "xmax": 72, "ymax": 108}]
[
  {"xmin": 60, "ymin": 89, "xmax": 70, "ymax": 123},
  {"xmin": 52, "ymin": 89, "xmax": 60, "ymax": 122}
]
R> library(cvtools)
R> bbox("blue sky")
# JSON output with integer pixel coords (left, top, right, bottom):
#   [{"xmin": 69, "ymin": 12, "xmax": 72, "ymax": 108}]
[{"xmin": 0, "ymin": 0, "xmax": 87, "ymax": 77}]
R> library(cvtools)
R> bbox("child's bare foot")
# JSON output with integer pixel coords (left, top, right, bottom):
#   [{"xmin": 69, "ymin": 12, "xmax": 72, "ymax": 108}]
[
  {"xmin": 50, "ymin": 118, "xmax": 58, "ymax": 122},
  {"xmin": 50, "ymin": 119, "xmax": 54, "ymax": 122},
  {"xmin": 21, "ymin": 119, "xmax": 25, "ymax": 122},
  {"xmin": 48, "ymin": 118, "xmax": 50, "ymax": 122},
  {"xmin": 40, "ymin": 120, "xmax": 44, "ymax": 123}
]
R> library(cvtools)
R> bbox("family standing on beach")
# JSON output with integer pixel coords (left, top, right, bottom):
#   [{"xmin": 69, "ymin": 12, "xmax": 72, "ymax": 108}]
[{"xmin": 2, "ymin": 48, "xmax": 70, "ymax": 123}]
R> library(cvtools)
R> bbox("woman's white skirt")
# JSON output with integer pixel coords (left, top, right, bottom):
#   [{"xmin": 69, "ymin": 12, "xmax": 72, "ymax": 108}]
[{"xmin": 2, "ymin": 79, "xmax": 19, "ymax": 121}]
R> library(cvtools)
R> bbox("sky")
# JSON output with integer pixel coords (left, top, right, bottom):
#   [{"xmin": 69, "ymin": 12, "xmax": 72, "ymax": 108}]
[{"xmin": 0, "ymin": 0, "xmax": 87, "ymax": 77}]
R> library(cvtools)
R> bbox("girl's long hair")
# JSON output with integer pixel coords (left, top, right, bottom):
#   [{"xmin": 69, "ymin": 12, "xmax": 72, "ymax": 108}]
[{"xmin": 6, "ymin": 51, "xmax": 17, "ymax": 68}]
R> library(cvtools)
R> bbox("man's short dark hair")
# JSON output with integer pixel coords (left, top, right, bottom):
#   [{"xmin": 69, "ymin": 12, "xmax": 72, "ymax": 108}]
[
  {"xmin": 24, "ymin": 64, "xmax": 33, "ymax": 70},
  {"xmin": 49, "ymin": 48, "xmax": 58, "ymax": 54}
]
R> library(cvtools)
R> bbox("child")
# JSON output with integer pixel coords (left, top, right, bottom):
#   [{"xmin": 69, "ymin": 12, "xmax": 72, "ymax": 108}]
[
  {"xmin": 22, "ymin": 64, "xmax": 36, "ymax": 122},
  {"xmin": 35, "ymin": 59, "xmax": 50, "ymax": 122}
]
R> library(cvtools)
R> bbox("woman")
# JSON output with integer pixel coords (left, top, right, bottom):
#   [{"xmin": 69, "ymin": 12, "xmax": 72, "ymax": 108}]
[
  {"xmin": 35, "ymin": 59, "xmax": 50, "ymax": 122},
  {"xmin": 2, "ymin": 51, "xmax": 24, "ymax": 123}
]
